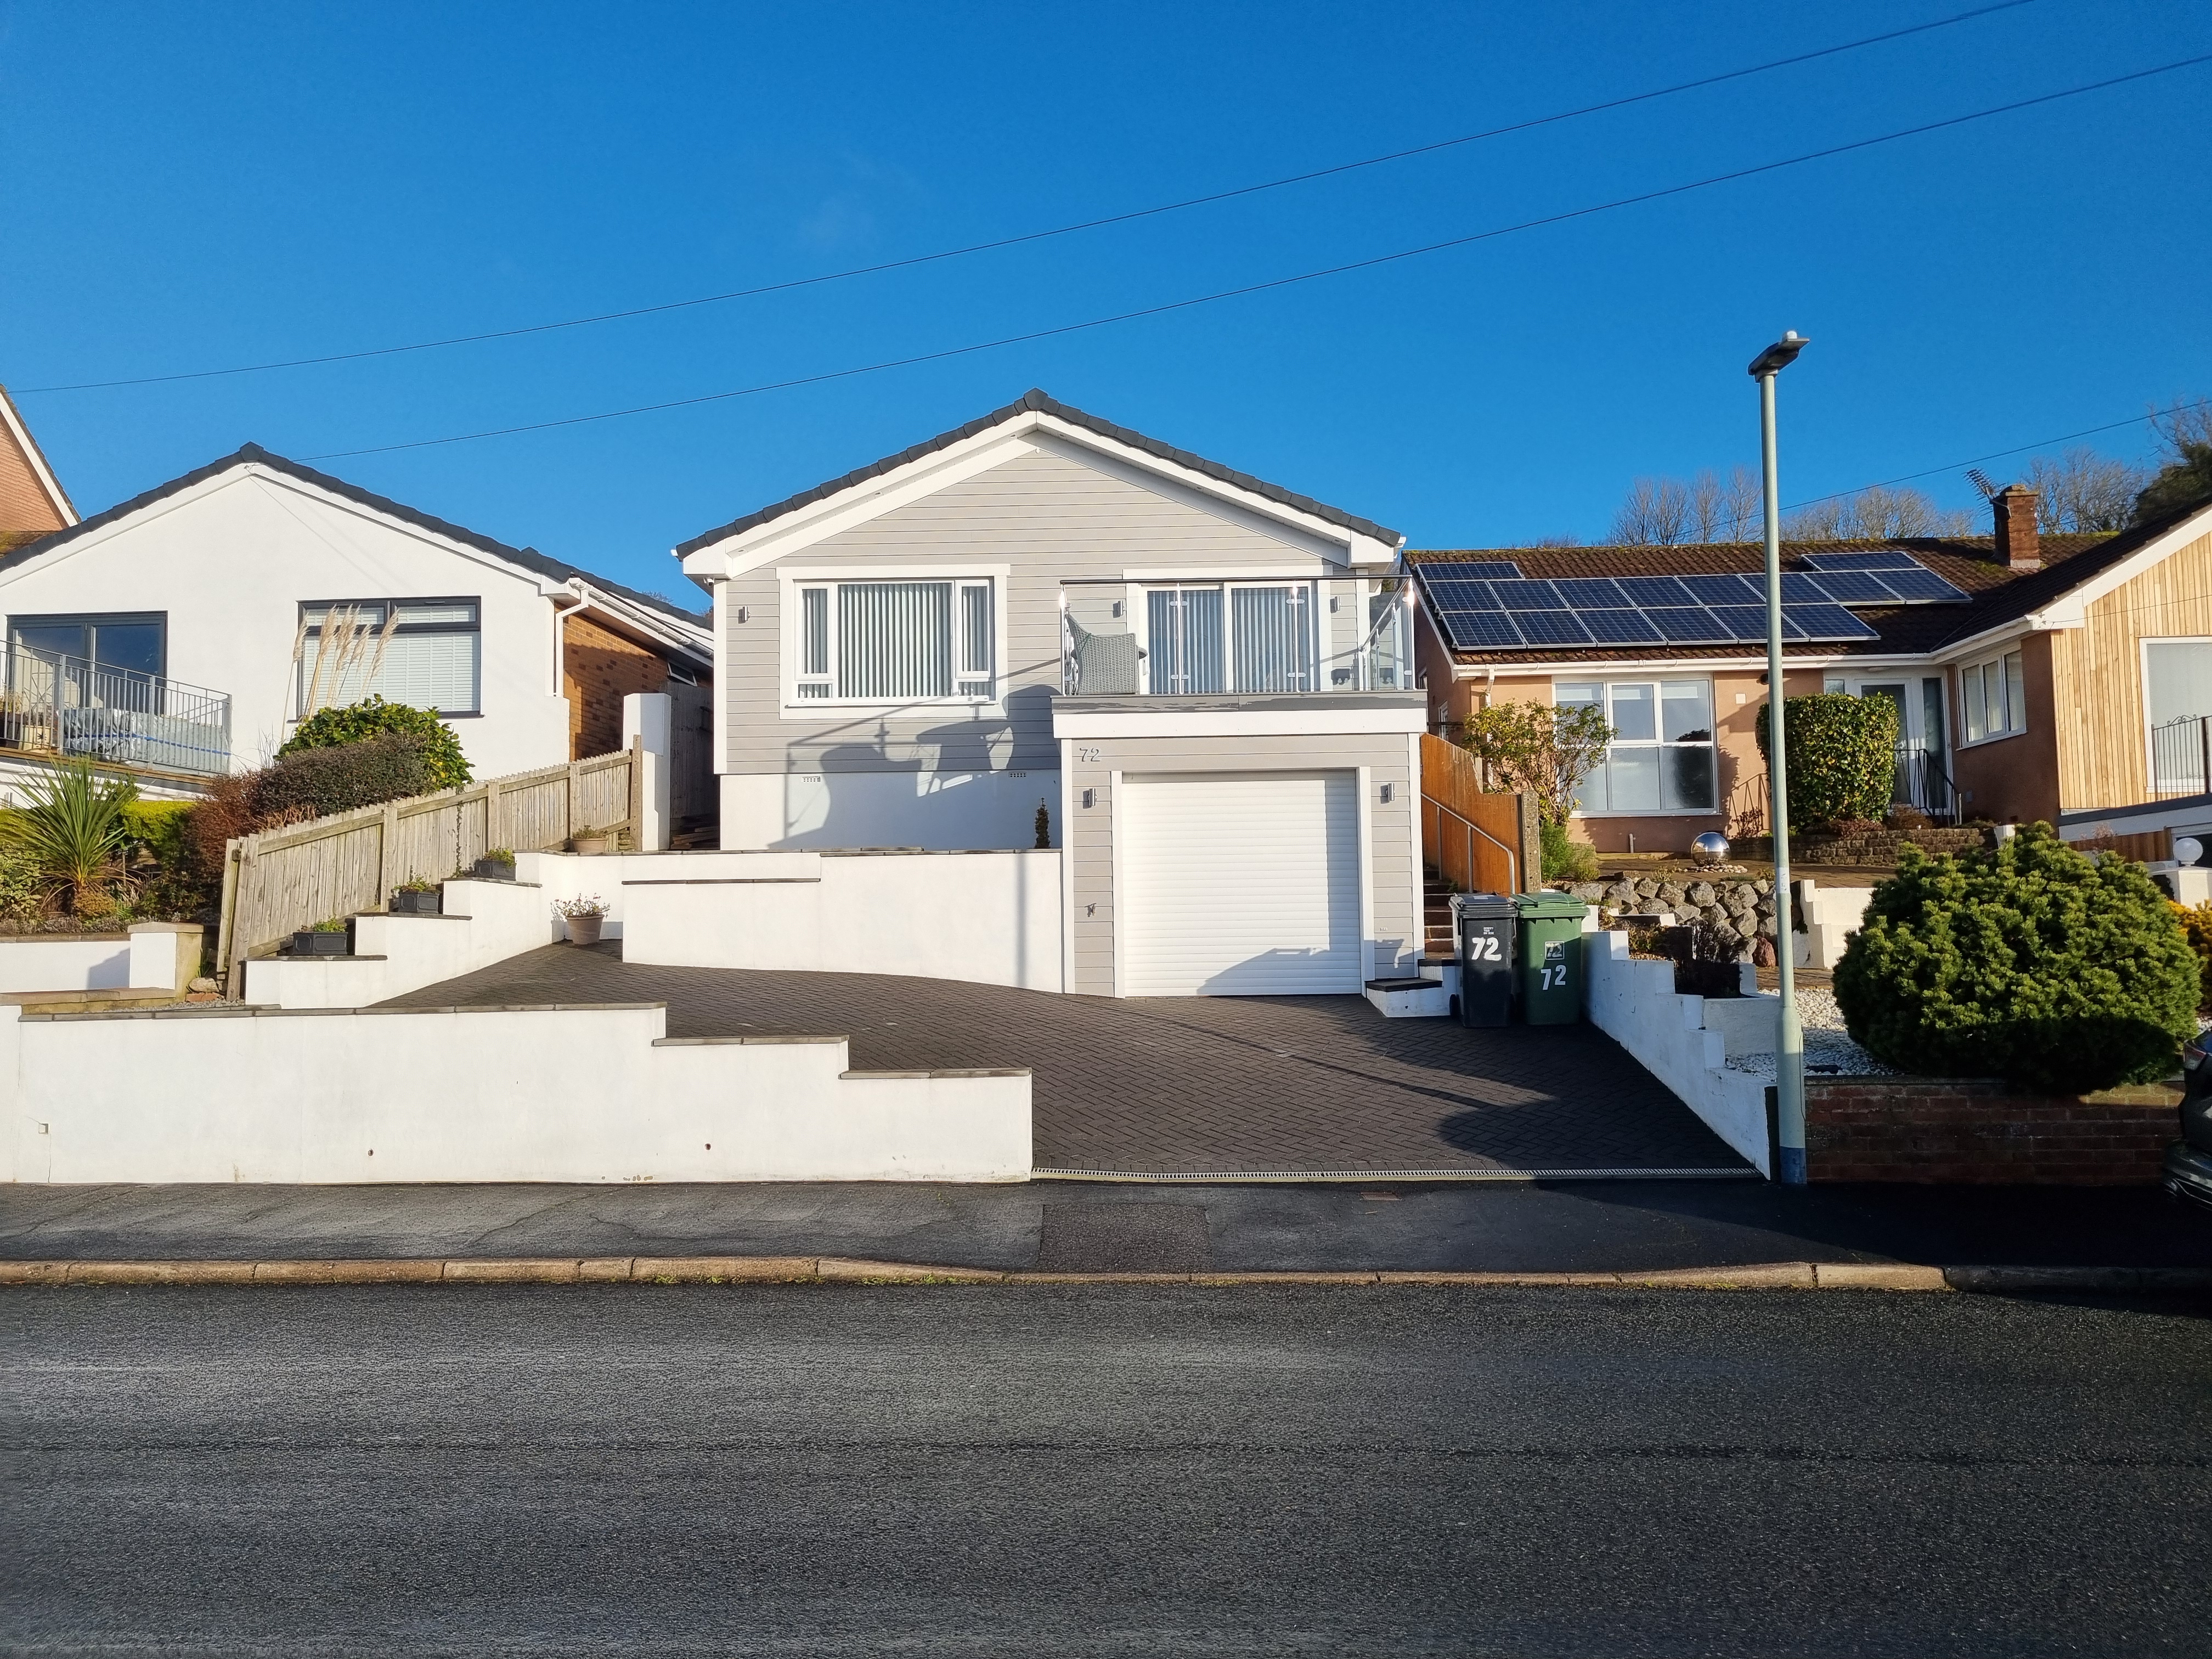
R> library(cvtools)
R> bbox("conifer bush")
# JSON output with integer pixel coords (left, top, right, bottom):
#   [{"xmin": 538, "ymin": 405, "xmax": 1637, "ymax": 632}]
[{"xmin": 1833, "ymin": 823, "xmax": 2198, "ymax": 1092}]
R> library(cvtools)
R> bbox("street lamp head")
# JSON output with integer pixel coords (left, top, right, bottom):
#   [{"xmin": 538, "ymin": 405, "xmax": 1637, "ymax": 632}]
[{"xmin": 1747, "ymin": 330, "xmax": 1809, "ymax": 379}]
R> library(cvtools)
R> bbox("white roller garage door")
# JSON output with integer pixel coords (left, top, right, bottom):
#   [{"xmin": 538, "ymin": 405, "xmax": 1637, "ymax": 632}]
[{"xmin": 1120, "ymin": 771, "xmax": 1361, "ymax": 996}]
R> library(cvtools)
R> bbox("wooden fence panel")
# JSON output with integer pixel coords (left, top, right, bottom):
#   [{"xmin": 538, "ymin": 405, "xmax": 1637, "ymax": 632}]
[
  {"xmin": 1419, "ymin": 733, "xmax": 1537, "ymax": 895},
  {"xmin": 218, "ymin": 748, "xmax": 636, "ymax": 991}
]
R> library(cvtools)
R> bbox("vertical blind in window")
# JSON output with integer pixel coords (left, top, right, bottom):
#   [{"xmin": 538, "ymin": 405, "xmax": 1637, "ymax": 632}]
[
  {"xmin": 1147, "ymin": 588, "xmax": 1226, "ymax": 695},
  {"xmin": 1231, "ymin": 585, "xmax": 1315, "ymax": 693},
  {"xmin": 794, "ymin": 579, "xmax": 995, "ymax": 702}
]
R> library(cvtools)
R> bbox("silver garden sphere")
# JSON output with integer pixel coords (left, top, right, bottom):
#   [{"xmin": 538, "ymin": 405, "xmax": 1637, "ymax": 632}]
[{"xmin": 1690, "ymin": 832, "xmax": 1731, "ymax": 867}]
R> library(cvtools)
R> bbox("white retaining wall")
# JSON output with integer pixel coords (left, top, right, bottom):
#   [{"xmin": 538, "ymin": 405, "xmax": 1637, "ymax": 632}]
[
  {"xmin": 0, "ymin": 1001, "xmax": 1031, "ymax": 1184},
  {"xmin": 0, "ymin": 924, "xmax": 199, "ymax": 995},
  {"xmin": 622, "ymin": 849, "xmax": 1065, "ymax": 993},
  {"xmin": 1794, "ymin": 883, "xmax": 1874, "ymax": 972},
  {"xmin": 242, "ymin": 875, "xmax": 561, "ymax": 1009},
  {"xmin": 1585, "ymin": 927, "xmax": 1773, "ymax": 1176}
]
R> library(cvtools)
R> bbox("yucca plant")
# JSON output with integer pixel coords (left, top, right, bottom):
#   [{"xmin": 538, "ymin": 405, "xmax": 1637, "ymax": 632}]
[{"xmin": 2, "ymin": 760, "xmax": 138, "ymax": 917}]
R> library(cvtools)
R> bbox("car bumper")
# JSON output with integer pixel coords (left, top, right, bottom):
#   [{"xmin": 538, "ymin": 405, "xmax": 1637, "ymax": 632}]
[{"xmin": 2164, "ymin": 1139, "xmax": 2212, "ymax": 1208}]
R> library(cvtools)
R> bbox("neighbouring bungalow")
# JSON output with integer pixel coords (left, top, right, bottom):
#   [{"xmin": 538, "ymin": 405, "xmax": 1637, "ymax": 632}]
[{"xmin": 1409, "ymin": 484, "xmax": 2212, "ymax": 861}]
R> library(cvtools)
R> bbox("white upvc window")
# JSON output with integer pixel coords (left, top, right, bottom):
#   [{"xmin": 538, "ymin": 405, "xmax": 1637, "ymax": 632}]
[
  {"xmin": 787, "ymin": 575, "xmax": 997, "ymax": 706},
  {"xmin": 1959, "ymin": 648, "xmax": 2025, "ymax": 744},
  {"xmin": 1138, "ymin": 580, "xmax": 1317, "ymax": 695},
  {"xmin": 1557, "ymin": 679, "xmax": 1718, "ymax": 814}
]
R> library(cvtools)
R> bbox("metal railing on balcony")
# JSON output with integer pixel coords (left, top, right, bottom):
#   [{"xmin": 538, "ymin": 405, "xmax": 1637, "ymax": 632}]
[
  {"xmin": 1059, "ymin": 575, "xmax": 1414, "ymax": 696},
  {"xmin": 2151, "ymin": 715, "xmax": 2212, "ymax": 798},
  {"xmin": 0, "ymin": 643, "xmax": 232, "ymax": 777}
]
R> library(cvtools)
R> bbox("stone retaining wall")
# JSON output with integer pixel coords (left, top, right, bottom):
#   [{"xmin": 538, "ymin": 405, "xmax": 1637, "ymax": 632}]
[
  {"xmin": 1804, "ymin": 1076, "xmax": 2176, "ymax": 1184},
  {"xmin": 1568, "ymin": 876, "xmax": 1778, "ymax": 956},
  {"xmin": 1738, "ymin": 827, "xmax": 1989, "ymax": 866}
]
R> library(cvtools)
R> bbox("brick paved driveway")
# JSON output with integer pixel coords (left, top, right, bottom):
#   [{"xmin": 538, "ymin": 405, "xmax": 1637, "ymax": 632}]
[{"xmin": 382, "ymin": 943, "xmax": 1752, "ymax": 1178}]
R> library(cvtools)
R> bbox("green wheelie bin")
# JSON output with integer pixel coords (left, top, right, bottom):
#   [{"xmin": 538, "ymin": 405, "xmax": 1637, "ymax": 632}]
[{"xmin": 1513, "ymin": 891, "xmax": 1588, "ymax": 1025}]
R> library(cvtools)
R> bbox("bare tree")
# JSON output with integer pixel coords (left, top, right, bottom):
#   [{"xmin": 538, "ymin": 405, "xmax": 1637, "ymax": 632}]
[
  {"xmin": 1722, "ymin": 465, "xmax": 1763, "ymax": 541},
  {"xmin": 2020, "ymin": 447, "xmax": 2147, "ymax": 532},
  {"xmin": 1784, "ymin": 484, "xmax": 1972, "ymax": 540},
  {"xmin": 1611, "ymin": 476, "xmax": 1691, "ymax": 545}
]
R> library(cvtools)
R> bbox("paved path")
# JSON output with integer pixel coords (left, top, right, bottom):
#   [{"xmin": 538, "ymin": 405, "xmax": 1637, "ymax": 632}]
[
  {"xmin": 11, "ymin": 1285, "xmax": 2208, "ymax": 1655},
  {"xmin": 9, "ymin": 1178, "xmax": 2212, "ymax": 1271},
  {"xmin": 381, "ymin": 943, "xmax": 1750, "ymax": 1177}
]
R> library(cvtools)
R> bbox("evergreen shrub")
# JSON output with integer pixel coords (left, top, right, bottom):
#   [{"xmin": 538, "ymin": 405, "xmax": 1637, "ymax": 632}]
[
  {"xmin": 279, "ymin": 695, "xmax": 471, "ymax": 789},
  {"xmin": 1833, "ymin": 824, "xmax": 2199, "ymax": 1092},
  {"xmin": 257, "ymin": 733, "xmax": 437, "ymax": 819},
  {"xmin": 1755, "ymin": 693, "xmax": 1898, "ymax": 831}
]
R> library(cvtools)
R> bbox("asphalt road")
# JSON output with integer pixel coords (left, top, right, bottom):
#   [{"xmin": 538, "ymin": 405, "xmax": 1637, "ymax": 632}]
[{"xmin": 7, "ymin": 1286, "xmax": 2210, "ymax": 1657}]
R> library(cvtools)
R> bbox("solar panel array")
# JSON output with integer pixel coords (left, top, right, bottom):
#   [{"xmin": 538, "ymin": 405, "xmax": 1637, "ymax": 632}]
[{"xmin": 1417, "ymin": 552, "xmax": 1968, "ymax": 654}]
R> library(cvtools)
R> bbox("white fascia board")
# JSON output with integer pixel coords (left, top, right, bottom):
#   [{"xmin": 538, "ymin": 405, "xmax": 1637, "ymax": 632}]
[
  {"xmin": 0, "ymin": 464, "xmax": 565, "ymax": 599},
  {"xmin": 571, "ymin": 583, "xmax": 712, "ymax": 661},
  {"xmin": 680, "ymin": 409, "xmax": 1396, "ymax": 578},
  {"xmin": 1052, "ymin": 706, "xmax": 1428, "ymax": 740},
  {"xmin": 0, "ymin": 394, "xmax": 74, "ymax": 525}
]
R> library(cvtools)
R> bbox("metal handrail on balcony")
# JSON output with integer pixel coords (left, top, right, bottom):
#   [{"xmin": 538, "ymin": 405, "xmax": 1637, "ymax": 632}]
[
  {"xmin": 0, "ymin": 643, "xmax": 233, "ymax": 777},
  {"xmin": 2151, "ymin": 715, "xmax": 2212, "ymax": 799},
  {"xmin": 1058, "ymin": 574, "xmax": 1414, "ymax": 696}
]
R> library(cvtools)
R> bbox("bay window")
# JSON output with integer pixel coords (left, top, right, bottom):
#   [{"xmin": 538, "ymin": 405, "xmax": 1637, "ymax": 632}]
[
  {"xmin": 298, "ymin": 598, "xmax": 479, "ymax": 716},
  {"xmin": 791, "ymin": 578, "xmax": 996, "ymax": 703},
  {"xmin": 1559, "ymin": 679, "xmax": 1717, "ymax": 814},
  {"xmin": 1959, "ymin": 648, "xmax": 2025, "ymax": 743}
]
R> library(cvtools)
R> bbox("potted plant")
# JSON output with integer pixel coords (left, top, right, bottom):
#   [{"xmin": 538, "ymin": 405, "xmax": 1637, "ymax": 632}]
[
  {"xmin": 554, "ymin": 894, "xmax": 609, "ymax": 946},
  {"xmin": 390, "ymin": 879, "xmax": 442, "ymax": 916},
  {"xmin": 291, "ymin": 916, "xmax": 352, "ymax": 957},
  {"xmin": 472, "ymin": 848, "xmax": 516, "ymax": 881},
  {"xmin": 571, "ymin": 826, "xmax": 613, "ymax": 856}
]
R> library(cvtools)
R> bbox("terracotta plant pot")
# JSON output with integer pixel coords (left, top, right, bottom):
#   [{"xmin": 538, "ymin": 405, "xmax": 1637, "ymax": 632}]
[
  {"xmin": 566, "ymin": 913, "xmax": 605, "ymax": 946},
  {"xmin": 572, "ymin": 834, "xmax": 612, "ymax": 856}
]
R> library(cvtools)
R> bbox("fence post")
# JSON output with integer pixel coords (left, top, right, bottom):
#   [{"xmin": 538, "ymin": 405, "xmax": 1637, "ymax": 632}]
[
  {"xmin": 1515, "ymin": 793, "xmax": 1542, "ymax": 894},
  {"xmin": 567, "ymin": 758, "xmax": 583, "ymax": 845},
  {"xmin": 483, "ymin": 776, "xmax": 503, "ymax": 859},
  {"xmin": 216, "ymin": 838, "xmax": 243, "ymax": 999},
  {"xmin": 377, "ymin": 804, "xmax": 400, "ymax": 904},
  {"xmin": 2198, "ymin": 717, "xmax": 2209, "ymax": 796}
]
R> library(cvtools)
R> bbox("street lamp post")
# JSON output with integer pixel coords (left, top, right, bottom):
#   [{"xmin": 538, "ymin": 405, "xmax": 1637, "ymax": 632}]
[{"xmin": 1750, "ymin": 330, "xmax": 1809, "ymax": 1185}]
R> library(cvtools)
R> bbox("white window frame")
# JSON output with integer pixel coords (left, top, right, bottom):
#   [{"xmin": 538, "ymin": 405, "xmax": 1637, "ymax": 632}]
[
  {"xmin": 1554, "ymin": 677, "xmax": 1720, "ymax": 818},
  {"xmin": 1957, "ymin": 647, "xmax": 2027, "ymax": 747},
  {"xmin": 776, "ymin": 563, "xmax": 1009, "ymax": 713},
  {"xmin": 2138, "ymin": 635, "xmax": 2212, "ymax": 793},
  {"xmin": 1130, "ymin": 578, "xmax": 1320, "ymax": 696}
]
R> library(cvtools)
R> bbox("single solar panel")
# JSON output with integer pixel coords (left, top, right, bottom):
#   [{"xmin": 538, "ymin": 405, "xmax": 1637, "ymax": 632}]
[
  {"xmin": 1647, "ymin": 607, "xmax": 1735, "ymax": 642},
  {"xmin": 1493, "ymin": 579, "xmax": 1566, "ymax": 611},
  {"xmin": 1421, "ymin": 576, "xmax": 1500, "ymax": 610},
  {"xmin": 1784, "ymin": 602, "xmax": 1880, "ymax": 641},
  {"xmin": 1801, "ymin": 550, "xmax": 1920, "ymax": 571},
  {"xmin": 1681, "ymin": 573, "xmax": 1762, "ymax": 607},
  {"xmin": 1709, "ymin": 604, "xmax": 1782, "ymax": 640},
  {"xmin": 1552, "ymin": 577, "xmax": 1630, "ymax": 608},
  {"xmin": 1577, "ymin": 609, "xmax": 1665, "ymax": 644},
  {"xmin": 1437, "ymin": 609, "xmax": 1524, "ymax": 650},
  {"xmin": 1802, "ymin": 570, "xmax": 1898, "ymax": 603},
  {"xmin": 1872, "ymin": 567, "xmax": 1970, "ymax": 602},
  {"xmin": 1779, "ymin": 572, "xmax": 1833, "ymax": 604},
  {"xmin": 1616, "ymin": 576, "xmax": 1698, "ymax": 607},
  {"xmin": 1510, "ymin": 610, "xmax": 1594, "ymax": 646},
  {"xmin": 1430, "ymin": 560, "xmax": 1525, "ymax": 580}
]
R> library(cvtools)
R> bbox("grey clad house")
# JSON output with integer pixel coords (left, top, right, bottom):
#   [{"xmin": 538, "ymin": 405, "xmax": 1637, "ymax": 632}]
[{"xmin": 677, "ymin": 390, "xmax": 1426, "ymax": 997}]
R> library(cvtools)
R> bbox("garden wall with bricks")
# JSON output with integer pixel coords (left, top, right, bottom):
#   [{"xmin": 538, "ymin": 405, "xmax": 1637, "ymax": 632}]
[{"xmin": 1804, "ymin": 1076, "xmax": 2177, "ymax": 1184}]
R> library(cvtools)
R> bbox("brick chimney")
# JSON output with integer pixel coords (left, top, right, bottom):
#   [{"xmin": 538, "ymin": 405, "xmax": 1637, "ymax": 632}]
[{"xmin": 1993, "ymin": 483, "xmax": 2040, "ymax": 570}]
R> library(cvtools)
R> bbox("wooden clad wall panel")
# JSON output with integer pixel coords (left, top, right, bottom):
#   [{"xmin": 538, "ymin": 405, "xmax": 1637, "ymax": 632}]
[
  {"xmin": 1419, "ymin": 733, "xmax": 1535, "ymax": 894},
  {"xmin": 2050, "ymin": 527, "xmax": 2212, "ymax": 814}
]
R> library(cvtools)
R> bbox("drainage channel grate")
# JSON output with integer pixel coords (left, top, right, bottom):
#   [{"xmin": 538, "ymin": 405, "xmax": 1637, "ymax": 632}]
[
  {"xmin": 1035, "ymin": 1166, "xmax": 1760, "ymax": 1182},
  {"xmin": 1035, "ymin": 1203, "xmax": 1211, "ymax": 1273}
]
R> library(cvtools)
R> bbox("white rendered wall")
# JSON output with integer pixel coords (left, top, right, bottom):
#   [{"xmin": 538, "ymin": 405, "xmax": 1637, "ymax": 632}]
[
  {"xmin": 1585, "ymin": 927, "xmax": 1773, "ymax": 1176},
  {"xmin": 0, "ymin": 1002, "xmax": 1031, "ymax": 1184},
  {"xmin": 0, "ymin": 926, "xmax": 196, "ymax": 995},
  {"xmin": 0, "ymin": 466, "xmax": 572, "ymax": 777},
  {"xmin": 622, "ymin": 849, "xmax": 1064, "ymax": 992},
  {"xmin": 241, "ymin": 876, "xmax": 562, "ymax": 1009},
  {"xmin": 0, "ymin": 755, "xmax": 210, "ymax": 808},
  {"xmin": 721, "ymin": 769, "xmax": 1061, "ymax": 851}
]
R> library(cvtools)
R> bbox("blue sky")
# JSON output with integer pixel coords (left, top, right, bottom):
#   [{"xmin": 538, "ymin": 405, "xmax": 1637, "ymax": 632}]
[{"xmin": 3, "ymin": 1, "xmax": 2207, "ymax": 603}]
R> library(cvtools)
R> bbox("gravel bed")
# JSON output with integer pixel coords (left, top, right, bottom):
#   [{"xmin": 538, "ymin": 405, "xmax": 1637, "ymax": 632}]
[{"xmin": 1723, "ymin": 986, "xmax": 1895, "ymax": 1081}]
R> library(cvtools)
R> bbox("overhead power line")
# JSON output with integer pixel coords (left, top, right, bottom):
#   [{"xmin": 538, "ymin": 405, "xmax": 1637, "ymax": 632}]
[
  {"xmin": 16, "ymin": 1, "xmax": 2034, "ymax": 396},
  {"xmin": 300, "ymin": 54, "xmax": 2212, "ymax": 462},
  {"xmin": 1781, "ymin": 397, "xmax": 2212, "ymax": 512}
]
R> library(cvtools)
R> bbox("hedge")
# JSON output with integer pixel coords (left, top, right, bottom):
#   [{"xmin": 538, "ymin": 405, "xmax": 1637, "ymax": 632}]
[
  {"xmin": 1833, "ymin": 823, "xmax": 2199, "ymax": 1092},
  {"xmin": 1754, "ymin": 693, "xmax": 1897, "ymax": 831},
  {"xmin": 279, "ymin": 696, "xmax": 471, "ymax": 789},
  {"xmin": 257, "ymin": 733, "xmax": 438, "ymax": 819}
]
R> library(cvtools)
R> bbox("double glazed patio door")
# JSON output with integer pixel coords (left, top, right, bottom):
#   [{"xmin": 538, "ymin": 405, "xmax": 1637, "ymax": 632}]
[{"xmin": 1145, "ymin": 583, "xmax": 1315, "ymax": 696}]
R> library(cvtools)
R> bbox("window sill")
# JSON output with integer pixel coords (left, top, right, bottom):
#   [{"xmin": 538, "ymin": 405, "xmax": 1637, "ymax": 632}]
[
  {"xmin": 1955, "ymin": 728, "xmax": 2027, "ymax": 751},
  {"xmin": 1570, "ymin": 807, "xmax": 1722, "ymax": 819}
]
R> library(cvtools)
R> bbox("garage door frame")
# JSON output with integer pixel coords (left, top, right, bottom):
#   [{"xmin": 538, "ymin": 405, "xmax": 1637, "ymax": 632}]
[{"xmin": 1112, "ymin": 765, "xmax": 1372, "ymax": 997}]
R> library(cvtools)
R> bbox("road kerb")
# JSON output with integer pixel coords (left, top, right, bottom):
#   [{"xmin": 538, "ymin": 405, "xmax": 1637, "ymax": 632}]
[{"xmin": 2, "ymin": 1257, "xmax": 2203, "ymax": 1291}]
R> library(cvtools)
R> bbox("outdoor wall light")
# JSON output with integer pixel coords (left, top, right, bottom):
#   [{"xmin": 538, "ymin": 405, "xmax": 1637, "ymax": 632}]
[
  {"xmin": 1379, "ymin": 782, "xmax": 1395, "ymax": 803},
  {"xmin": 1082, "ymin": 788, "xmax": 1097, "ymax": 808}
]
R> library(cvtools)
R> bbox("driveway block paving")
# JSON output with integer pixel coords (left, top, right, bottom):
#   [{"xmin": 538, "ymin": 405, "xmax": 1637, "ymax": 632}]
[{"xmin": 380, "ymin": 942, "xmax": 1751, "ymax": 1178}]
